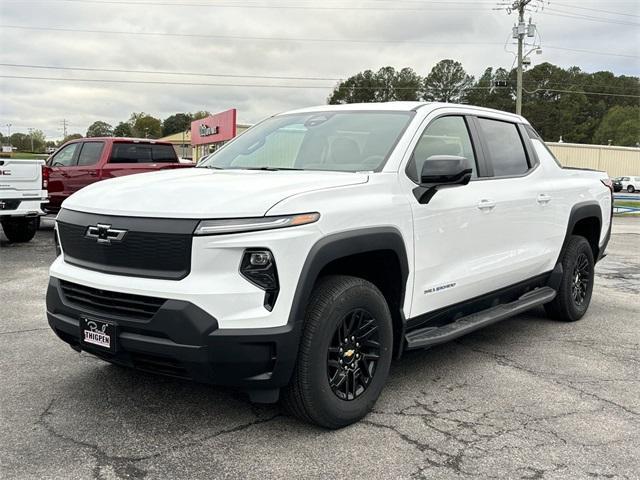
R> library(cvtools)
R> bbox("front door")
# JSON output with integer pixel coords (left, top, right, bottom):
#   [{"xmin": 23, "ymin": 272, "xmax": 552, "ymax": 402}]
[
  {"xmin": 47, "ymin": 142, "xmax": 81, "ymax": 212},
  {"xmin": 405, "ymin": 115, "xmax": 505, "ymax": 318}
]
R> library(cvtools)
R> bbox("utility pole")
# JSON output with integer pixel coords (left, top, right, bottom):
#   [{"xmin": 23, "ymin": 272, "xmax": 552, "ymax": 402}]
[
  {"xmin": 61, "ymin": 119, "xmax": 69, "ymax": 139},
  {"xmin": 497, "ymin": 0, "xmax": 545, "ymax": 115},
  {"xmin": 5, "ymin": 123, "xmax": 12, "ymax": 148}
]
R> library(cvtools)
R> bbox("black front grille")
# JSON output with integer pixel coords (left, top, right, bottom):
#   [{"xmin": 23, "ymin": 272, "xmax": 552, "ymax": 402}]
[
  {"xmin": 0, "ymin": 199, "xmax": 21, "ymax": 211},
  {"xmin": 56, "ymin": 209, "xmax": 199, "ymax": 280},
  {"xmin": 60, "ymin": 280, "xmax": 166, "ymax": 320}
]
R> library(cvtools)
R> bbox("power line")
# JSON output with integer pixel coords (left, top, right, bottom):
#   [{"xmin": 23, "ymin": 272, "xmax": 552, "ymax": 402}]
[
  {"xmin": 541, "ymin": 9, "xmax": 640, "ymax": 27},
  {"xmin": 552, "ymin": 2, "xmax": 640, "ymax": 18},
  {"xmin": 1, "ymin": 74, "xmax": 638, "ymax": 98},
  {"xmin": 0, "ymin": 63, "xmax": 342, "ymax": 81},
  {"xmin": 1, "ymin": 25, "xmax": 637, "ymax": 58},
  {"xmin": 4, "ymin": 0, "xmax": 494, "ymax": 11},
  {"xmin": 1, "ymin": 64, "xmax": 636, "ymax": 93}
]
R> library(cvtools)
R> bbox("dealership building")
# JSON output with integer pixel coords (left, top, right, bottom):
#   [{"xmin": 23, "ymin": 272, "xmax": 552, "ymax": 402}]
[{"xmin": 159, "ymin": 109, "xmax": 251, "ymax": 161}]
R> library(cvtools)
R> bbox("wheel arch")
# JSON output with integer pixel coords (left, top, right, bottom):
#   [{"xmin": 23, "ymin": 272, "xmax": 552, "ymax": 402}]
[
  {"xmin": 559, "ymin": 201, "xmax": 603, "ymax": 263},
  {"xmin": 287, "ymin": 227, "xmax": 410, "ymax": 358}
]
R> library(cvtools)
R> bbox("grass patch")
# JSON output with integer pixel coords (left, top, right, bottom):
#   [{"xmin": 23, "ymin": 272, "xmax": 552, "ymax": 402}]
[
  {"xmin": 4, "ymin": 152, "xmax": 49, "ymax": 160},
  {"xmin": 614, "ymin": 201, "xmax": 640, "ymax": 208}
]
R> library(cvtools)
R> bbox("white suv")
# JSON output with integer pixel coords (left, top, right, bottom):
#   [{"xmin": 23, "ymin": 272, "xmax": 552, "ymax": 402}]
[
  {"xmin": 47, "ymin": 102, "xmax": 612, "ymax": 428},
  {"xmin": 619, "ymin": 176, "xmax": 640, "ymax": 193}
]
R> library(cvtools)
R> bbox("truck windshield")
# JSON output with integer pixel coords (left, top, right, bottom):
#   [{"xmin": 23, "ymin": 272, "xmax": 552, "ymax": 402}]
[{"xmin": 197, "ymin": 111, "xmax": 414, "ymax": 172}]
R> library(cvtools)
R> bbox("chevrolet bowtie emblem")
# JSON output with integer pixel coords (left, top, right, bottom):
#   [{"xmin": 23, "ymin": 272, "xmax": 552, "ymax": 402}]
[{"xmin": 343, "ymin": 349, "xmax": 355, "ymax": 358}]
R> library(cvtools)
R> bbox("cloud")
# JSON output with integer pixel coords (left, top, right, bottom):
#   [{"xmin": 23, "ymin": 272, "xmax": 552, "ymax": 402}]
[{"xmin": 0, "ymin": 0, "xmax": 638, "ymax": 140}]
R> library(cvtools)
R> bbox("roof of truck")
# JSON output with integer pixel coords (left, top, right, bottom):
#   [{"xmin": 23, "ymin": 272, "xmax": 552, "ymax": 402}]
[{"xmin": 281, "ymin": 101, "xmax": 526, "ymax": 123}]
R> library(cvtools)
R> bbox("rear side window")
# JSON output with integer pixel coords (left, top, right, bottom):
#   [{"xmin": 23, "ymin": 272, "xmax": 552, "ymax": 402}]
[
  {"xmin": 109, "ymin": 143, "xmax": 178, "ymax": 164},
  {"xmin": 477, "ymin": 118, "xmax": 529, "ymax": 176},
  {"xmin": 77, "ymin": 142, "xmax": 105, "ymax": 166}
]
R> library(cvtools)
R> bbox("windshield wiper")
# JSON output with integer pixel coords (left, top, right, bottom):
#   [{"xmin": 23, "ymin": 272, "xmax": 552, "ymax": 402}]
[
  {"xmin": 243, "ymin": 166, "xmax": 303, "ymax": 171},
  {"xmin": 199, "ymin": 165, "xmax": 225, "ymax": 169}
]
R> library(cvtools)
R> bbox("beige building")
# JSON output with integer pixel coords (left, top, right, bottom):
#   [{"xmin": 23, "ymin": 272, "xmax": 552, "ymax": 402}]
[{"xmin": 547, "ymin": 142, "xmax": 640, "ymax": 177}]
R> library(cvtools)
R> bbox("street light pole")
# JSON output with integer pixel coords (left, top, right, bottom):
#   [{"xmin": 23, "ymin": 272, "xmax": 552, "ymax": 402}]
[{"xmin": 28, "ymin": 128, "xmax": 34, "ymax": 152}]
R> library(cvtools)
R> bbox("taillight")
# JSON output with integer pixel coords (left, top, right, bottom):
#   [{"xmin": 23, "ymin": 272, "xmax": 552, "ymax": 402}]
[
  {"xmin": 42, "ymin": 165, "xmax": 50, "ymax": 190},
  {"xmin": 601, "ymin": 178, "xmax": 613, "ymax": 193}
]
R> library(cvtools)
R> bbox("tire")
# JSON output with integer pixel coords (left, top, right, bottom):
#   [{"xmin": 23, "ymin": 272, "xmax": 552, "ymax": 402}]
[
  {"xmin": 282, "ymin": 275, "xmax": 393, "ymax": 429},
  {"xmin": 544, "ymin": 235, "xmax": 595, "ymax": 322},
  {"xmin": 1, "ymin": 217, "xmax": 38, "ymax": 243},
  {"xmin": 627, "ymin": 185, "xmax": 635, "ymax": 193}
]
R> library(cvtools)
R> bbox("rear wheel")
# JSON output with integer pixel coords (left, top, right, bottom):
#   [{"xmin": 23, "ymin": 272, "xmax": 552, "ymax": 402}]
[
  {"xmin": 282, "ymin": 275, "xmax": 393, "ymax": 429},
  {"xmin": 545, "ymin": 235, "xmax": 595, "ymax": 322},
  {"xmin": 1, "ymin": 217, "xmax": 38, "ymax": 243},
  {"xmin": 627, "ymin": 185, "xmax": 635, "ymax": 193}
]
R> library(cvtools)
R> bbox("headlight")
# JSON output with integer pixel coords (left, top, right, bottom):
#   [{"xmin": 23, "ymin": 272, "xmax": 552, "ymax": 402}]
[{"xmin": 194, "ymin": 212, "xmax": 320, "ymax": 236}]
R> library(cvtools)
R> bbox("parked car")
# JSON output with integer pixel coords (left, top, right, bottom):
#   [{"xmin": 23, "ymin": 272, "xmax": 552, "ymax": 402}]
[
  {"xmin": 612, "ymin": 178, "xmax": 623, "ymax": 192},
  {"xmin": 0, "ymin": 159, "xmax": 47, "ymax": 242},
  {"xmin": 44, "ymin": 138, "xmax": 193, "ymax": 214},
  {"xmin": 46, "ymin": 103, "xmax": 612, "ymax": 428},
  {"xmin": 618, "ymin": 176, "xmax": 640, "ymax": 193}
]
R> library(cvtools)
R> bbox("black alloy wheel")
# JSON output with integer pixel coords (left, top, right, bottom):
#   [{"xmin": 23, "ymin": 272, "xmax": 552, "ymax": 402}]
[
  {"xmin": 327, "ymin": 308, "xmax": 381, "ymax": 401},
  {"xmin": 571, "ymin": 253, "xmax": 590, "ymax": 306}
]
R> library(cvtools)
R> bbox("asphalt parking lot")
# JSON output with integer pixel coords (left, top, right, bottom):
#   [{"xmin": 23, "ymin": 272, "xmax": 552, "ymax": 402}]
[{"xmin": 1, "ymin": 217, "xmax": 639, "ymax": 480}]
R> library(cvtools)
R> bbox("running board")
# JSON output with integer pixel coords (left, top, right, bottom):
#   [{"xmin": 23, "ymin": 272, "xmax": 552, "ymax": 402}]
[{"xmin": 404, "ymin": 287, "xmax": 556, "ymax": 350}]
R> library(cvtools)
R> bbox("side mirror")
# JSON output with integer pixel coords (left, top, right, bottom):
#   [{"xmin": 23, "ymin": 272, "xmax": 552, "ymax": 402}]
[{"xmin": 415, "ymin": 155, "xmax": 472, "ymax": 204}]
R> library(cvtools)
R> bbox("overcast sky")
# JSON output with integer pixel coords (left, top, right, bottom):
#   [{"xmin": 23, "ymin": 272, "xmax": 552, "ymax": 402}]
[{"xmin": 1, "ymin": 0, "xmax": 638, "ymax": 140}]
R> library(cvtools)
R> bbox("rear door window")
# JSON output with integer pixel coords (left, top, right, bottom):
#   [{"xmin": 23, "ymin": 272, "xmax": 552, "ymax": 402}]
[
  {"xmin": 477, "ymin": 118, "xmax": 530, "ymax": 176},
  {"xmin": 77, "ymin": 142, "xmax": 105, "ymax": 166},
  {"xmin": 109, "ymin": 143, "xmax": 178, "ymax": 163}
]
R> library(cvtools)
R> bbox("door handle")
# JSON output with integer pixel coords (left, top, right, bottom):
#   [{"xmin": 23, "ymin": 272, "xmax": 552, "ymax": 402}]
[
  {"xmin": 537, "ymin": 193, "xmax": 552, "ymax": 204},
  {"xmin": 88, "ymin": 171, "xmax": 98, "ymax": 177},
  {"xmin": 477, "ymin": 199, "xmax": 496, "ymax": 210}
]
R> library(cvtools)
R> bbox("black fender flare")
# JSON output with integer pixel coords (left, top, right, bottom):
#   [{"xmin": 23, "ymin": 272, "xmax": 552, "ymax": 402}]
[
  {"xmin": 557, "ymin": 201, "xmax": 603, "ymax": 265},
  {"xmin": 286, "ymin": 227, "xmax": 410, "ymax": 353}
]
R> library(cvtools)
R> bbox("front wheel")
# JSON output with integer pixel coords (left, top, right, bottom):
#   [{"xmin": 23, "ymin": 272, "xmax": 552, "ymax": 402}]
[
  {"xmin": 282, "ymin": 275, "xmax": 393, "ymax": 429},
  {"xmin": 627, "ymin": 185, "xmax": 636, "ymax": 193},
  {"xmin": 545, "ymin": 235, "xmax": 595, "ymax": 322},
  {"xmin": 1, "ymin": 217, "xmax": 38, "ymax": 243}
]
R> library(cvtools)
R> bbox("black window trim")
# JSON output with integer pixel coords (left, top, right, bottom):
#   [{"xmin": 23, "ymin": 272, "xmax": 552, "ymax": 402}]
[
  {"xmin": 403, "ymin": 113, "xmax": 485, "ymax": 185},
  {"xmin": 469, "ymin": 116, "xmax": 540, "ymax": 181},
  {"xmin": 77, "ymin": 140, "xmax": 106, "ymax": 167}
]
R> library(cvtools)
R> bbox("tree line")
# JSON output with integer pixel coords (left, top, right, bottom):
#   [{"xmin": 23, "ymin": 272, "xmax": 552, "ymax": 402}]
[
  {"xmin": 0, "ymin": 111, "xmax": 212, "ymax": 153},
  {"xmin": 328, "ymin": 60, "xmax": 640, "ymax": 147}
]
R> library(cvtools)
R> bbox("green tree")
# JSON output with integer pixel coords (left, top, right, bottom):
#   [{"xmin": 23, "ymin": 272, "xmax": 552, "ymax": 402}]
[
  {"xmin": 423, "ymin": 59, "xmax": 474, "ymax": 103},
  {"xmin": 59, "ymin": 133, "xmax": 83, "ymax": 146},
  {"xmin": 113, "ymin": 122, "xmax": 133, "ymax": 137},
  {"xmin": 86, "ymin": 121, "xmax": 113, "ymax": 137},
  {"xmin": 328, "ymin": 66, "xmax": 422, "ymax": 104},
  {"xmin": 129, "ymin": 113, "xmax": 162, "ymax": 138},
  {"xmin": 191, "ymin": 111, "xmax": 211, "ymax": 121},
  {"xmin": 593, "ymin": 106, "xmax": 640, "ymax": 147},
  {"xmin": 162, "ymin": 113, "xmax": 192, "ymax": 136}
]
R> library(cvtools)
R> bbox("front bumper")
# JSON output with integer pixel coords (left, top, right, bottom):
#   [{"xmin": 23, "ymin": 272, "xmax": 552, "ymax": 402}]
[{"xmin": 46, "ymin": 277, "xmax": 300, "ymax": 390}]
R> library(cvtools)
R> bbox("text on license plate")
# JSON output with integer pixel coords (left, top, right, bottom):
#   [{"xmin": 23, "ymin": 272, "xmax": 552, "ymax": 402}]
[{"xmin": 84, "ymin": 330, "xmax": 111, "ymax": 348}]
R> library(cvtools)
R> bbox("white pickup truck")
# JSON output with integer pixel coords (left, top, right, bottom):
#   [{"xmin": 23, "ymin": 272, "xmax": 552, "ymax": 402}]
[
  {"xmin": 0, "ymin": 159, "xmax": 48, "ymax": 243},
  {"xmin": 46, "ymin": 102, "xmax": 613, "ymax": 428}
]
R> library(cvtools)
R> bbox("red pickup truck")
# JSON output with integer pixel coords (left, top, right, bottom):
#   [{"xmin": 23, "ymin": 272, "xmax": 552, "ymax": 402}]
[{"xmin": 44, "ymin": 138, "xmax": 193, "ymax": 214}]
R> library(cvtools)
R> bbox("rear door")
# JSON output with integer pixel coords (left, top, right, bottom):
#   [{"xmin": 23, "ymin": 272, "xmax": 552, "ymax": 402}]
[
  {"xmin": 69, "ymin": 141, "xmax": 106, "ymax": 193},
  {"xmin": 471, "ymin": 116, "xmax": 556, "ymax": 280},
  {"xmin": 47, "ymin": 142, "xmax": 81, "ymax": 211}
]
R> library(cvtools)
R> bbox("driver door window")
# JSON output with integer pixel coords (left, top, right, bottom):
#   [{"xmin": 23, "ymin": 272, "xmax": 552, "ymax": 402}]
[
  {"xmin": 406, "ymin": 116, "xmax": 477, "ymax": 183},
  {"xmin": 50, "ymin": 143, "xmax": 79, "ymax": 167}
]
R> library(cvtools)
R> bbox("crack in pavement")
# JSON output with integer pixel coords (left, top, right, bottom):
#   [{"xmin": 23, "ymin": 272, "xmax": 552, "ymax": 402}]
[
  {"xmin": 36, "ymin": 397, "xmax": 281, "ymax": 480},
  {"xmin": 0, "ymin": 327, "xmax": 50, "ymax": 336},
  {"xmin": 457, "ymin": 342, "xmax": 640, "ymax": 420}
]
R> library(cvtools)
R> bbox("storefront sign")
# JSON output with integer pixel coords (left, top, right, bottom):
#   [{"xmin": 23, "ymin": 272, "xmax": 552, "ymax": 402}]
[{"xmin": 191, "ymin": 109, "xmax": 237, "ymax": 146}]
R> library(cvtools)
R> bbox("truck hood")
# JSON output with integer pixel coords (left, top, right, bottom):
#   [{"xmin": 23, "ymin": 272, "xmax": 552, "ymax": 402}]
[{"xmin": 62, "ymin": 167, "xmax": 369, "ymax": 218}]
